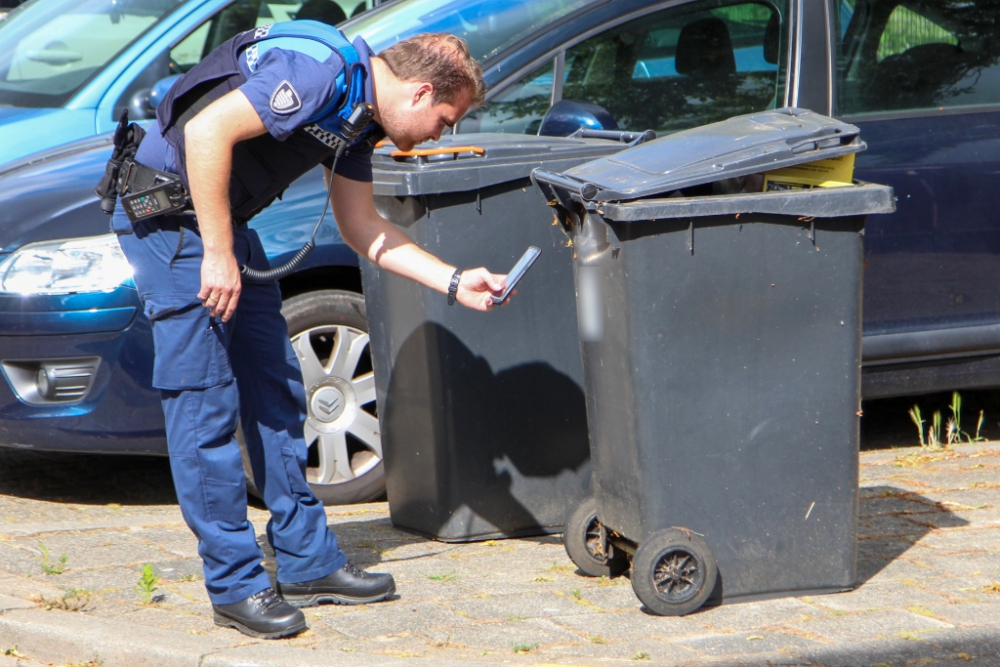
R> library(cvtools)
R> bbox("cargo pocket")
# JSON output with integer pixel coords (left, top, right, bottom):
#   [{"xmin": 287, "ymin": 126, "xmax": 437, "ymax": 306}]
[{"xmin": 145, "ymin": 295, "xmax": 234, "ymax": 391}]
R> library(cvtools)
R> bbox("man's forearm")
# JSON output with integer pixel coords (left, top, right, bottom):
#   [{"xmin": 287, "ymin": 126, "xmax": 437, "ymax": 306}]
[
  {"xmin": 364, "ymin": 219, "xmax": 456, "ymax": 294},
  {"xmin": 185, "ymin": 90, "xmax": 270, "ymax": 254},
  {"xmin": 185, "ymin": 122, "xmax": 235, "ymax": 254},
  {"xmin": 329, "ymin": 174, "xmax": 456, "ymax": 293}
]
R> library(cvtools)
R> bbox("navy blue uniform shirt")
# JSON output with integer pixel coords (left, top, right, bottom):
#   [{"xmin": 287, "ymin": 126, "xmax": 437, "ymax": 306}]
[
  {"xmin": 133, "ymin": 31, "xmax": 382, "ymax": 187},
  {"xmin": 236, "ymin": 33, "xmax": 383, "ymax": 182}
]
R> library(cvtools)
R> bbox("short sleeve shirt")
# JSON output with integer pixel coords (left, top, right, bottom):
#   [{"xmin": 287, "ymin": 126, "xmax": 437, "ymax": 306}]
[{"xmin": 236, "ymin": 33, "xmax": 382, "ymax": 182}]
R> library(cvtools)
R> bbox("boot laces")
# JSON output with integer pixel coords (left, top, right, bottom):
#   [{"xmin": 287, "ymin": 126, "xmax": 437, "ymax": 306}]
[
  {"xmin": 343, "ymin": 562, "xmax": 368, "ymax": 579},
  {"xmin": 250, "ymin": 588, "xmax": 284, "ymax": 610}
]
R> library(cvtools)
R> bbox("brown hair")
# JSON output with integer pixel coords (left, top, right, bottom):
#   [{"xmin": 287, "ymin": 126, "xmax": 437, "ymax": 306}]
[{"xmin": 378, "ymin": 34, "xmax": 486, "ymax": 108}]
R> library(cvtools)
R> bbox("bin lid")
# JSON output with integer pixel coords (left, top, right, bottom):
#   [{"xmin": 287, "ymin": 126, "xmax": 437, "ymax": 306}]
[
  {"xmin": 372, "ymin": 132, "xmax": 644, "ymax": 197},
  {"xmin": 536, "ymin": 108, "xmax": 865, "ymax": 203}
]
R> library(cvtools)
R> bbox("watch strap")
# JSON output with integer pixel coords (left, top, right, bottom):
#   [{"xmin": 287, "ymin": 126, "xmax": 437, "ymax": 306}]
[{"xmin": 447, "ymin": 269, "xmax": 463, "ymax": 306}]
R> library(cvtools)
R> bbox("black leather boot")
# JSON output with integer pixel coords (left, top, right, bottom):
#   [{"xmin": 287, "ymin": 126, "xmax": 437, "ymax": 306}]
[
  {"xmin": 278, "ymin": 562, "xmax": 396, "ymax": 607},
  {"xmin": 212, "ymin": 587, "xmax": 306, "ymax": 639}
]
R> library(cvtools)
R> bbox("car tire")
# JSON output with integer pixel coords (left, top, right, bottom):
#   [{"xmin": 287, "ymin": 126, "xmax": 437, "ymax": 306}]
[{"xmin": 240, "ymin": 289, "xmax": 385, "ymax": 506}]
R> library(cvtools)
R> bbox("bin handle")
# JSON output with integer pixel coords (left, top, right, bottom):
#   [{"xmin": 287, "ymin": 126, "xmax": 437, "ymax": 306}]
[
  {"xmin": 568, "ymin": 128, "xmax": 656, "ymax": 146},
  {"xmin": 390, "ymin": 146, "xmax": 486, "ymax": 161}
]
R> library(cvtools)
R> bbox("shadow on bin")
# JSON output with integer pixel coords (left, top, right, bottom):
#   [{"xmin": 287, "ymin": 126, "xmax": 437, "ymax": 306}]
[{"xmin": 380, "ymin": 323, "xmax": 591, "ymax": 541}]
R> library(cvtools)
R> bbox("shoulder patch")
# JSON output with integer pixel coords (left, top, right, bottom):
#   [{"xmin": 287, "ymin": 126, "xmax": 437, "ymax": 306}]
[{"xmin": 270, "ymin": 80, "xmax": 302, "ymax": 115}]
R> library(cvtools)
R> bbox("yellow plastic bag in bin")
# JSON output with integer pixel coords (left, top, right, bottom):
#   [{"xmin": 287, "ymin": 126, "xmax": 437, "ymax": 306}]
[{"xmin": 763, "ymin": 152, "xmax": 856, "ymax": 191}]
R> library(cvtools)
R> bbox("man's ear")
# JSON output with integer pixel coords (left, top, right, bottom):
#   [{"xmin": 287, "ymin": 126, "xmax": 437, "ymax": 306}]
[{"xmin": 412, "ymin": 82, "xmax": 435, "ymax": 106}]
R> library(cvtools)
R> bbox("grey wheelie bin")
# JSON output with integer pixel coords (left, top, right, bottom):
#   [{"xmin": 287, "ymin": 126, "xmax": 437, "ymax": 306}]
[
  {"xmin": 532, "ymin": 108, "xmax": 895, "ymax": 615},
  {"xmin": 362, "ymin": 131, "xmax": 653, "ymax": 541}
]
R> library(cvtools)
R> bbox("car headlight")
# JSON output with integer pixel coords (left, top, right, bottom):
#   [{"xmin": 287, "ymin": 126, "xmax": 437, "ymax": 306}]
[{"xmin": 0, "ymin": 234, "xmax": 133, "ymax": 295}]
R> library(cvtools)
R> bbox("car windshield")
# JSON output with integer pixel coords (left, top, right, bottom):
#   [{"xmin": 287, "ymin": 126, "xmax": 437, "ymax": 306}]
[
  {"xmin": 0, "ymin": 0, "xmax": 184, "ymax": 108},
  {"xmin": 342, "ymin": 0, "xmax": 599, "ymax": 62}
]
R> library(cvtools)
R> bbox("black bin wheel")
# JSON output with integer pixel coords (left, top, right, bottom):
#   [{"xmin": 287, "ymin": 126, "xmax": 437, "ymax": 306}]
[
  {"xmin": 563, "ymin": 497, "xmax": 628, "ymax": 577},
  {"xmin": 631, "ymin": 528, "xmax": 717, "ymax": 616}
]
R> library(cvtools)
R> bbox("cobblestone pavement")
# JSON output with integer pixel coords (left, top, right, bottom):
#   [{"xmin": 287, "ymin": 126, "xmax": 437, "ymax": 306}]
[{"xmin": 0, "ymin": 442, "xmax": 997, "ymax": 667}]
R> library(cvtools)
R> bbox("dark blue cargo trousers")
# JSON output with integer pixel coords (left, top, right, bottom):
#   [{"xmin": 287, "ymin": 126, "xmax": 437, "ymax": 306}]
[{"xmin": 112, "ymin": 206, "xmax": 347, "ymax": 605}]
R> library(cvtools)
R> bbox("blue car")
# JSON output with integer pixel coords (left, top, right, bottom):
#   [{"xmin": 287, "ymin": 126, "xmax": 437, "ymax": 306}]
[
  {"xmin": 3, "ymin": 0, "xmax": 1000, "ymax": 504},
  {"xmin": 0, "ymin": 0, "xmax": 376, "ymax": 165}
]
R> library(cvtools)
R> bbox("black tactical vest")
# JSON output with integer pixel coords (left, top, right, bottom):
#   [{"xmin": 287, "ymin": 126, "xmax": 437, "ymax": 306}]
[{"xmin": 157, "ymin": 24, "xmax": 376, "ymax": 223}]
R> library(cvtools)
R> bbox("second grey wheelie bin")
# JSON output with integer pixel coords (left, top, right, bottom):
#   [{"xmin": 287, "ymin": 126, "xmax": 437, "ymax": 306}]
[
  {"xmin": 533, "ymin": 108, "xmax": 895, "ymax": 615},
  {"xmin": 362, "ymin": 131, "xmax": 652, "ymax": 542}
]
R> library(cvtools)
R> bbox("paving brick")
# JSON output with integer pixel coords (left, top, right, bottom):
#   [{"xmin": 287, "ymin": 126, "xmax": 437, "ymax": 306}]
[
  {"xmin": 445, "ymin": 591, "xmax": 588, "ymax": 621},
  {"xmin": 549, "ymin": 607, "xmax": 707, "ymax": 642},
  {"xmin": 920, "ymin": 601, "xmax": 1000, "ymax": 628},
  {"xmin": 311, "ymin": 600, "xmax": 471, "ymax": 639},
  {"xmin": 809, "ymin": 581, "xmax": 951, "ymax": 612},
  {"xmin": 788, "ymin": 608, "xmax": 953, "ymax": 642},
  {"xmin": 425, "ymin": 618, "xmax": 582, "ymax": 652},
  {"xmin": 694, "ymin": 597, "xmax": 817, "ymax": 632},
  {"xmin": 792, "ymin": 634, "xmax": 966, "ymax": 667},
  {"xmin": 675, "ymin": 631, "xmax": 823, "ymax": 657}
]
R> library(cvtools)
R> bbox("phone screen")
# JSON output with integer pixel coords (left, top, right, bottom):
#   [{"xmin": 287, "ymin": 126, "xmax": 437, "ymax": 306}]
[{"xmin": 491, "ymin": 246, "xmax": 541, "ymax": 305}]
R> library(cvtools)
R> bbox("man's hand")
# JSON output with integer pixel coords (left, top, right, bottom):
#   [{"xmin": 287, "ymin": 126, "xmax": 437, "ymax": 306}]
[
  {"xmin": 184, "ymin": 89, "xmax": 267, "ymax": 323},
  {"xmin": 456, "ymin": 268, "xmax": 509, "ymax": 312},
  {"xmin": 199, "ymin": 249, "xmax": 242, "ymax": 321}
]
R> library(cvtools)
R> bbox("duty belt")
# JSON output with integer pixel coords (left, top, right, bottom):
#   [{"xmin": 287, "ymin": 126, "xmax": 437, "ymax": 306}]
[{"xmin": 117, "ymin": 159, "xmax": 193, "ymax": 223}]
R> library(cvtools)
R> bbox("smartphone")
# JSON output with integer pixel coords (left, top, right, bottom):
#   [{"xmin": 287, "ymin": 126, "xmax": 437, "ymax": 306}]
[{"xmin": 491, "ymin": 246, "xmax": 541, "ymax": 305}]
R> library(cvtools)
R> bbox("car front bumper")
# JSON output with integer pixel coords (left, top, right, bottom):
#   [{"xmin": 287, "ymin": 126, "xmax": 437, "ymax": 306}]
[{"xmin": 0, "ymin": 284, "xmax": 167, "ymax": 454}]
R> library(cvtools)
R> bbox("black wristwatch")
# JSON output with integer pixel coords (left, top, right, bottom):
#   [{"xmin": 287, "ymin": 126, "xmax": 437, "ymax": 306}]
[{"xmin": 447, "ymin": 269, "xmax": 463, "ymax": 306}]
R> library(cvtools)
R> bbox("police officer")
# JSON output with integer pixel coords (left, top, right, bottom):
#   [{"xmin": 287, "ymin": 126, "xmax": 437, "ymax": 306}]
[{"xmin": 110, "ymin": 22, "xmax": 500, "ymax": 639}]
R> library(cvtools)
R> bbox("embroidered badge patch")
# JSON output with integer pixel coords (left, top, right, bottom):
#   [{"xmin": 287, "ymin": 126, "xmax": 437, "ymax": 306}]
[{"xmin": 269, "ymin": 80, "xmax": 302, "ymax": 115}]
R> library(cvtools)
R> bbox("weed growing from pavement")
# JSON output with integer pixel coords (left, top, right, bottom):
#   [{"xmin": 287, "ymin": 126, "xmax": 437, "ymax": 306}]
[
  {"xmin": 632, "ymin": 651, "xmax": 651, "ymax": 660},
  {"xmin": 929, "ymin": 410, "xmax": 942, "ymax": 448},
  {"xmin": 512, "ymin": 642, "xmax": 538, "ymax": 654},
  {"xmin": 36, "ymin": 588, "xmax": 90, "ymax": 611},
  {"xmin": 533, "ymin": 576, "xmax": 555, "ymax": 582},
  {"xmin": 908, "ymin": 391, "xmax": 987, "ymax": 447},
  {"xmin": 589, "ymin": 635, "xmax": 607, "ymax": 644},
  {"xmin": 37, "ymin": 541, "xmax": 67, "ymax": 575},
  {"xmin": 426, "ymin": 572, "xmax": 457, "ymax": 582},
  {"xmin": 64, "ymin": 657, "xmax": 103, "ymax": 667},
  {"xmin": 178, "ymin": 573, "xmax": 199, "ymax": 582},
  {"xmin": 135, "ymin": 563, "xmax": 160, "ymax": 604},
  {"xmin": 570, "ymin": 588, "xmax": 582, "ymax": 599},
  {"xmin": 506, "ymin": 614, "xmax": 525, "ymax": 622},
  {"xmin": 908, "ymin": 405, "xmax": 926, "ymax": 447}
]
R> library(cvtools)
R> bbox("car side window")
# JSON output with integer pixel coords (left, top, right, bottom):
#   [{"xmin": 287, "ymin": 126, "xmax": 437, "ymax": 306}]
[
  {"xmin": 560, "ymin": 0, "xmax": 788, "ymax": 134},
  {"xmin": 114, "ymin": 0, "xmax": 358, "ymax": 120},
  {"xmin": 458, "ymin": 59, "xmax": 555, "ymax": 134},
  {"xmin": 838, "ymin": 1, "xmax": 1000, "ymax": 115}
]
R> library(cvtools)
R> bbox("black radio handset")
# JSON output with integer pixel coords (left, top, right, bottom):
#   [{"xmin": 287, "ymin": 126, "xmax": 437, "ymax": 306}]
[{"xmin": 240, "ymin": 102, "xmax": 374, "ymax": 283}]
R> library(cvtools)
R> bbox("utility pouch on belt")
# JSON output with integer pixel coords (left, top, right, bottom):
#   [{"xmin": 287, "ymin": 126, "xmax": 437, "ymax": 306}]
[{"xmin": 118, "ymin": 159, "xmax": 192, "ymax": 222}]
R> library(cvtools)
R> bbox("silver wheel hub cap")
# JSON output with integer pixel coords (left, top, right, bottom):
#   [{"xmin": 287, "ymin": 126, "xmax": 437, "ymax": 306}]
[
  {"xmin": 309, "ymin": 381, "xmax": 352, "ymax": 426},
  {"xmin": 291, "ymin": 324, "xmax": 382, "ymax": 485}
]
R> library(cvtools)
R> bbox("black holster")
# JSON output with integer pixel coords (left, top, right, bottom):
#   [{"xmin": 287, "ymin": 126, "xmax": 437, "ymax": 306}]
[{"xmin": 95, "ymin": 109, "xmax": 148, "ymax": 215}]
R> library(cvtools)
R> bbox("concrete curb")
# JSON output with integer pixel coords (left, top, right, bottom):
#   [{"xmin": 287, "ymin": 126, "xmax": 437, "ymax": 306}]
[{"xmin": 0, "ymin": 608, "xmax": 231, "ymax": 667}]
